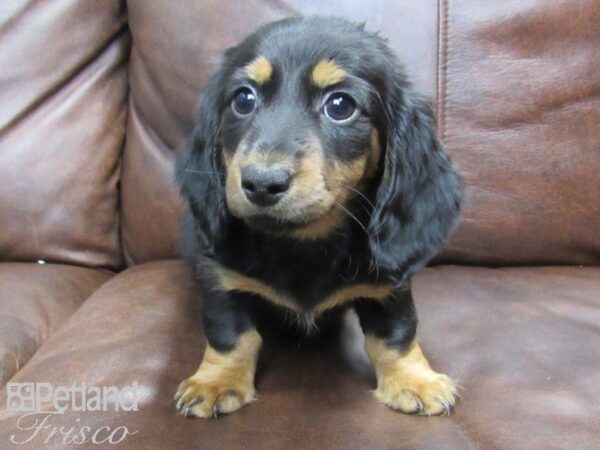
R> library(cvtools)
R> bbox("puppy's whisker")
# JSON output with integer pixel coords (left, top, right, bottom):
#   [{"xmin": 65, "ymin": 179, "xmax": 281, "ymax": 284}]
[
  {"xmin": 192, "ymin": 190, "xmax": 221, "ymax": 201},
  {"xmin": 340, "ymin": 185, "xmax": 375, "ymax": 210},
  {"xmin": 331, "ymin": 193, "xmax": 382, "ymax": 280},
  {"xmin": 333, "ymin": 189, "xmax": 374, "ymax": 229},
  {"xmin": 332, "ymin": 200, "xmax": 380, "ymax": 277},
  {"xmin": 184, "ymin": 169, "xmax": 226, "ymax": 175},
  {"xmin": 333, "ymin": 201, "xmax": 370, "ymax": 238}
]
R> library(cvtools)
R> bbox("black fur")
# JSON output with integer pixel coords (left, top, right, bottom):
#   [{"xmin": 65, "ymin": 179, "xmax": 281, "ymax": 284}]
[
  {"xmin": 176, "ymin": 71, "xmax": 229, "ymax": 259},
  {"xmin": 176, "ymin": 16, "xmax": 463, "ymax": 353},
  {"xmin": 369, "ymin": 94, "xmax": 463, "ymax": 286}
]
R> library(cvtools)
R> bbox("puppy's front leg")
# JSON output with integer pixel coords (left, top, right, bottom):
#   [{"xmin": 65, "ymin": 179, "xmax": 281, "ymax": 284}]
[
  {"xmin": 355, "ymin": 288, "xmax": 457, "ymax": 416},
  {"xmin": 174, "ymin": 290, "xmax": 261, "ymax": 418}
]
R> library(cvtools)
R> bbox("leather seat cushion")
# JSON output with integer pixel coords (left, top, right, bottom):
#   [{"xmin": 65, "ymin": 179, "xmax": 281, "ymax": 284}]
[
  {"xmin": 0, "ymin": 263, "xmax": 111, "ymax": 386},
  {"xmin": 0, "ymin": 261, "xmax": 597, "ymax": 449}
]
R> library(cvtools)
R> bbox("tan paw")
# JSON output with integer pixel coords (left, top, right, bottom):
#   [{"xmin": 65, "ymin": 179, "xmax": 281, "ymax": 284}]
[
  {"xmin": 174, "ymin": 330, "xmax": 262, "ymax": 419},
  {"xmin": 365, "ymin": 337, "xmax": 459, "ymax": 416},
  {"xmin": 374, "ymin": 370, "xmax": 457, "ymax": 416},
  {"xmin": 173, "ymin": 376, "xmax": 256, "ymax": 418}
]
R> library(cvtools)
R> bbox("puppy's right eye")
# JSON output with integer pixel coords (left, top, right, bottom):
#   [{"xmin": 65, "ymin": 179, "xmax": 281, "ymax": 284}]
[
  {"xmin": 232, "ymin": 88, "xmax": 257, "ymax": 116},
  {"xmin": 323, "ymin": 93, "xmax": 357, "ymax": 123}
]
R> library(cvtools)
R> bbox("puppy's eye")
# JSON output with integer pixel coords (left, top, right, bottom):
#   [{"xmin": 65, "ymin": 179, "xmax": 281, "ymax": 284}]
[
  {"xmin": 323, "ymin": 93, "xmax": 357, "ymax": 122},
  {"xmin": 232, "ymin": 88, "xmax": 257, "ymax": 115}
]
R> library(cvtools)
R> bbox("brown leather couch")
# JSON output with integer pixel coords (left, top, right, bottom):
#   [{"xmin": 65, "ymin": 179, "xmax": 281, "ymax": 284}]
[{"xmin": 1, "ymin": 1, "xmax": 598, "ymax": 449}]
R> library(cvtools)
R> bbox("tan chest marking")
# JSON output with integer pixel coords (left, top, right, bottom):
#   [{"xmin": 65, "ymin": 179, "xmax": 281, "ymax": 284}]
[
  {"xmin": 313, "ymin": 283, "xmax": 393, "ymax": 315},
  {"xmin": 216, "ymin": 267, "xmax": 393, "ymax": 316},
  {"xmin": 218, "ymin": 268, "xmax": 299, "ymax": 312}
]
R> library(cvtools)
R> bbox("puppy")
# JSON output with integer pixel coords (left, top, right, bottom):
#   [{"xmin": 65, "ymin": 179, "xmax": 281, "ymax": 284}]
[{"xmin": 174, "ymin": 16, "xmax": 463, "ymax": 418}]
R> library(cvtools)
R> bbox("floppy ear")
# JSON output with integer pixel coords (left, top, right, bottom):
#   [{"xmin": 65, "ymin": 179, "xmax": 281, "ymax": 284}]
[
  {"xmin": 368, "ymin": 82, "xmax": 463, "ymax": 286},
  {"xmin": 175, "ymin": 71, "xmax": 228, "ymax": 258}
]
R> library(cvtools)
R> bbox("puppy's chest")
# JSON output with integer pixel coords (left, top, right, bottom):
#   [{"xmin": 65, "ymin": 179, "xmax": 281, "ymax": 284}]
[{"xmin": 214, "ymin": 248, "xmax": 392, "ymax": 316}]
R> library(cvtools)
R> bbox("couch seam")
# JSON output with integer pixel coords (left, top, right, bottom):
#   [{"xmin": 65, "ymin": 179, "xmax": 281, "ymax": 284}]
[
  {"xmin": 0, "ymin": 272, "xmax": 115, "ymax": 388},
  {"xmin": 112, "ymin": 0, "xmax": 131, "ymax": 273},
  {"xmin": 437, "ymin": 0, "xmax": 449, "ymax": 143},
  {"xmin": 119, "ymin": 94, "xmax": 175, "ymax": 267}
]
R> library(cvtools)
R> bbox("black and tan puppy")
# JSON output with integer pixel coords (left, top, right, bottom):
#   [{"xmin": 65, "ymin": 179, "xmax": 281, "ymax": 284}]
[{"xmin": 174, "ymin": 16, "xmax": 463, "ymax": 418}]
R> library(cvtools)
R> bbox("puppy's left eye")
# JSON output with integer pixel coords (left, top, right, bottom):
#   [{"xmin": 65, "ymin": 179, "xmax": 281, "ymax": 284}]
[
  {"xmin": 232, "ymin": 87, "xmax": 257, "ymax": 116},
  {"xmin": 323, "ymin": 93, "xmax": 357, "ymax": 122}
]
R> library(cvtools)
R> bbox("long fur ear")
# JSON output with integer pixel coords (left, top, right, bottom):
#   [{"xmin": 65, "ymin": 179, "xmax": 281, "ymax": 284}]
[
  {"xmin": 368, "ymin": 82, "xmax": 463, "ymax": 287},
  {"xmin": 175, "ymin": 72, "xmax": 227, "ymax": 258}
]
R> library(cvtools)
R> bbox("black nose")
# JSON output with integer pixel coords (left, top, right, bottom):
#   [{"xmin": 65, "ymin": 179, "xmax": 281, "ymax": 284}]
[{"xmin": 241, "ymin": 165, "xmax": 292, "ymax": 207}]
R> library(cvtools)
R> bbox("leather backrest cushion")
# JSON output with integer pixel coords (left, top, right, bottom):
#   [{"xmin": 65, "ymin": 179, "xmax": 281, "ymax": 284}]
[
  {"xmin": 0, "ymin": 0, "xmax": 129, "ymax": 269},
  {"xmin": 122, "ymin": 0, "xmax": 600, "ymax": 266},
  {"xmin": 438, "ymin": 0, "xmax": 600, "ymax": 265},
  {"xmin": 121, "ymin": 0, "xmax": 439, "ymax": 264}
]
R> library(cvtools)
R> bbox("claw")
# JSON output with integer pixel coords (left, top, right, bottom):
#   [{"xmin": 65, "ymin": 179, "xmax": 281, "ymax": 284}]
[
  {"xmin": 173, "ymin": 378, "xmax": 254, "ymax": 419},
  {"xmin": 183, "ymin": 398, "xmax": 201, "ymax": 418},
  {"xmin": 443, "ymin": 401, "xmax": 455, "ymax": 416},
  {"xmin": 415, "ymin": 399, "xmax": 425, "ymax": 415},
  {"xmin": 188, "ymin": 398, "xmax": 202, "ymax": 408}
]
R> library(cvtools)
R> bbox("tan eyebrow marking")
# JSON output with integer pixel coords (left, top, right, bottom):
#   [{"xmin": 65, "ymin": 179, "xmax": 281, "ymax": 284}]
[
  {"xmin": 366, "ymin": 128, "xmax": 382, "ymax": 178},
  {"xmin": 311, "ymin": 59, "xmax": 346, "ymax": 88},
  {"xmin": 245, "ymin": 56, "xmax": 273, "ymax": 84}
]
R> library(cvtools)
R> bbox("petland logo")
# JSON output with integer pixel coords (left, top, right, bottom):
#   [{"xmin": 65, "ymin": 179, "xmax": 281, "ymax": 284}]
[{"xmin": 6, "ymin": 382, "xmax": 139, "ymax": 445}]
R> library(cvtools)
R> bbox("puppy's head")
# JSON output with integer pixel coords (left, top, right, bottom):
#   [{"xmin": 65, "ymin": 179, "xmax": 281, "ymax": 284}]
[
  {"xmin": 178, "ymin": 17, "xmax": 462, "ymax": 280},
  {"xmin": 217, "ymin": 18, "xmax": 388, "ymax": 237}
]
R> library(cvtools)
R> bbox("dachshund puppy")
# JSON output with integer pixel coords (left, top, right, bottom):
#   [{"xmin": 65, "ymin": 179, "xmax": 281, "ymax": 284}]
[{"xmin": 174, "ymin": 16, "xmax": 463, "ymax": 418}]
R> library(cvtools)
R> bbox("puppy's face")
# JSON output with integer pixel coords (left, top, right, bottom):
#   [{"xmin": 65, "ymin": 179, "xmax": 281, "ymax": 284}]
[
  {"xmin": 179, "ymin": 16, "xmax": 462, "ymax": 283},
  {"xmin": 219, "ymin": 23, "xmax": 385, "ymax": 237}
]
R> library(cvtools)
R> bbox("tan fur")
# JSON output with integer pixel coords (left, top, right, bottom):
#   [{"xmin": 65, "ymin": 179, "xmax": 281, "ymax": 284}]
[
  {"xmin": 225, "ymin": 159, "xmax": 244, "ymax": 217},
  {"xmin": 365, "ymin": 336, "xmax": 457, "ymax": 416},
  {"xmin": 288, "ymin": 147, "xmax": 326, "ymax": 199},
  {"xmin": 245, "ymin": 56, "xmax": 273, "ymax": 84},
  {"xmin": 225, "ymin": 142, "xmax": 333, "ymax": 225},
  {"xmin": 221, "ymin": 147, "xmax": 232, "ymax": 167},
  {"xmin": 289, "ymin": 132, "xmax": 381, "ymax": 238},
  {"xmin": 223, "ymin": 143, "xmax": 249, "ymax": 219},
  {"xmin": 311, "ymin": 59, "xmax": 346, "ymax": 88},
  {"xmin": 288, "ymin": 148, "xmax": 331, "ymax": 217},
  {"xmin": 224, "ymin": 136, "xmax": 314, "ymax": 220},
  {"xmin": 218, "ymin": 267, "xmax": 300, "ymax": 312},
  {"xmin": 174, "ymin": 329, "xmax": 262, "ymax": 418},
  {"xmin": 313, "ymin": 284, "xmax": 393, "ymax": 315},
  {"xmin": 224, "ymin": 128, "xmax": 374, "ymax": 239},
  {"xmin": 215, "ymin": 265, "xmax": 392, "ymax": 317},
  {"xmin": 329, "ymin": 157, "xmax": 369, "ymax": 192},
  {"xmin": 367, "ymin": 128, "xmax": 382, "ymax": 178},
  {"xmin": 289, "ymin": 207, "xmax": 345, "ymax": 239}
]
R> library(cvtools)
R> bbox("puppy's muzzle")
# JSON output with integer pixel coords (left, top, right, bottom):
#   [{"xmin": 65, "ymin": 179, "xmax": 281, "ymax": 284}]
[{"xmin": 241, "ymin": 164, "xmax": 293, "ymax": 207}]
